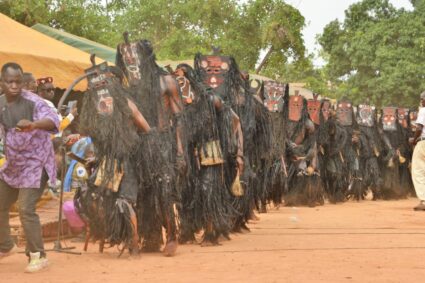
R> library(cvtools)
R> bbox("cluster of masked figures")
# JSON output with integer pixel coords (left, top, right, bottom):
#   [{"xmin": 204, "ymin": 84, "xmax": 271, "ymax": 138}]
[{"xmin": 71, "ymin": 34, "xmax": 416, "ymax": 257}]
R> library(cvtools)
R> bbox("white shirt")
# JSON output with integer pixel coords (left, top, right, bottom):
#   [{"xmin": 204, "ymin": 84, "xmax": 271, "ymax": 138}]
[
  {"xmin": 43, "ymin": 99, "xmax": 61, "ymax": 118},
  {"xmin": 415, "ymin": 107, "xmax": 425, "ymax": 138}
]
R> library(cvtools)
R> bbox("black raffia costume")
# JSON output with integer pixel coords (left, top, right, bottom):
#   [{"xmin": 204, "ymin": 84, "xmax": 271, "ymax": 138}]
[
  {"xmin": 306, "ymin": 96, "xmax": 328, "ymax": 202},
  {"xmin": 77, "ymin": 62, "xmax": 141, "ymax": 251},
  {"xmin": 317, "ymin": 100, "xmax": 348, "ymax": 203},
  {"xmin": 355, "ymin": 104, "xmax": 383, "ymax": 200},
  {"xmin": 176, "ymin": 64, "xmax": 240, "ymax": 245},
  {"xmin": 335, "ymin": 97, "xmax": 360, "ymax": 202},
  {"xmin": 261, "ymin": 81, "xmax": 288, "ymax": 207},
  {"xmin": 194, "ymin": 53, "xmax": 272, "ymax": 232},
  {"xmin": 379, "ymin": 107, "xmax": 408, "ymax": 199},
  {"xmin": 116, "ymin": 39, "xmax": 181, "ymax": 252},
  {"xmin": 285, "ymin": 94, "xmax": 324, "ymax": 207},
  {"xmin": 243, "ymin": 75, "xmax": 273, "ymax": 215},
  {"xmin": 397, "ymin": 108, "xmax": 414, "ymax": 196}
]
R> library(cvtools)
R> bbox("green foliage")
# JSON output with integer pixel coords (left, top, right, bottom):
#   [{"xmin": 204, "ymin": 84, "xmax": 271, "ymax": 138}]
[
  {"xmin": 0, "ymin": 0, "xmax": 53, "ymax": 26},
  {"xmin": 0, "ymin": 0, "xmax": 307, "ymax": 80},
  {"xmin": 256, "ymin": 0, "xmax": 305, "ymax": 61},
  {"xmin": 318, "ymin": 0, "xmax": 425, "ymax": 107},
  {"xmin": 0, "ymin": 0, "xmax": 113, "ymax": 45},
  {"xmin": 3, "ymin": 0, "xmax": 422, "ymax": 103},
  {"xmin": 51, "ymin": 0, "xmax": 113, "ymax": 45}
]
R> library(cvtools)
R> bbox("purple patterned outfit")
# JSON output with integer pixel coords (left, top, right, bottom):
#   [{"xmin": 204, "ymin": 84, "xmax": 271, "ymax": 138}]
[
  {"xmin": 0, "ymin": 90, "xmax": 59, "ymax": 188},
  {"xmin": 0, "ymin": 90, "xmax": 59, "ymax": 257}
]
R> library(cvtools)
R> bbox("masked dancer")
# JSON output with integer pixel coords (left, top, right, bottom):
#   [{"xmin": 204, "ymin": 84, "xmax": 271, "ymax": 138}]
[
  {"xmin": 397, "ymin": 108, "xmax": 414, "ymax": 195},
  {"xmin": 379, "ymin": 107, "xmax": 407, "ymax": 199},
  {"xmin": 77, "ymin": 60, "xmax": 151, "ymax": 256},
  {"xmin": 316, "ymin": 100, "xmax": 348, "ymax": 202},
  {"xmin": 285, "ymin": 92, "xmax": 324, "ymax": 207},
  {"xmin": 335, "ymin": 97, "xmax": 362, "ymax": 202},
  {"xmin": 194, "ymin": 51, "xmax": 271, "ymax": 232},
  {"xmin": 261, "ymin": 81, "xmax": 288, "ymax": 208},
  {"xmin": 353, "ymin": 104, "xmax": 383, "ymax": 200},
  {"xmin": 116, "ymin": 35, "xmax": 184, "ymax": 256},
  {"xmin": 174, "ymin": 64, "xmax": 243, "ymax": 245}
]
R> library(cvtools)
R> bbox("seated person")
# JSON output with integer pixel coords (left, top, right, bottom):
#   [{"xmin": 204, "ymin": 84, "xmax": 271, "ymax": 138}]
[{"xmin": 63, "ymin": 137, "xmax": 94, "ymax": 192}]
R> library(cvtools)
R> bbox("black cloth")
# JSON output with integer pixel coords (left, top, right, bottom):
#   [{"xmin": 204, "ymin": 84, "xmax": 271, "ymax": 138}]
[
  {"xmin": 117, "ymin": 158, "xmax": 139, "ymax": 203},
  {"xmin": 0, "ymin": 171, "xmax": 48, "ymax": 257},
  {"xmin": 0, "ymin": 95, "xmax": 34, "ymax": 130}
]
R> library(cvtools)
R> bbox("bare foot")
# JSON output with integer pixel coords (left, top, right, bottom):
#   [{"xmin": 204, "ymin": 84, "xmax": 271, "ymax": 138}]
[
  {"xmin": 240, "ymin": 223, "xmax": 251, "ymax": 233},
  {"xmin": 201, "ymin": 237, "xmax": 221, "ymax": 247},
  {"xmin": 163, "ymin": 241, "xmax": 178, "ymax": 257},
  {"xmin": 141, "ymin": 242, "xmax": 161, "ymax": 253},
  {"xmin": 201, "ymin": 241, "xmax": 220, "ymax": 247},
  {"xmin": 129, "ymin": 245, "xmax": 140, "ymax": 258},
  {"xmin": 218, "ymin": 235, "xmax": 230, "ymax": 242}
]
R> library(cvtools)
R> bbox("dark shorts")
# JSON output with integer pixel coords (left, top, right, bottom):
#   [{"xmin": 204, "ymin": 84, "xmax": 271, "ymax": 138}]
[{"xmin": 118, "ymin": 159, "xmax": 139, "ymax": 203}]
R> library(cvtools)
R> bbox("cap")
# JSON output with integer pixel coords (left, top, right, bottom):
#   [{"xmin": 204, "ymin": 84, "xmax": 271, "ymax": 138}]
[{"xmin": 36, "ymin": 77, "xmax": 53, "ymax": 86}]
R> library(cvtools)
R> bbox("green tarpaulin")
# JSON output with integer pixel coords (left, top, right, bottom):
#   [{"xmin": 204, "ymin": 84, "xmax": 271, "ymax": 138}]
[
  {"xmin": 30, "ymin": 24, "xmax": 193, "ymax": 69},
  {"xmin": 32, "ymin": 23, "xmax": 116, "ymax": 63},
  {"xmin": 30, "ymin": 23, "xmax": 272, "ymax": 82}
]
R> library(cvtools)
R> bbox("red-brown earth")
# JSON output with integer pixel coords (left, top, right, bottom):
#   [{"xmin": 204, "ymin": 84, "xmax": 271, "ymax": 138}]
[{"xmin": 2, "ymin": 198, "xmax": 425, "ymax": 283}]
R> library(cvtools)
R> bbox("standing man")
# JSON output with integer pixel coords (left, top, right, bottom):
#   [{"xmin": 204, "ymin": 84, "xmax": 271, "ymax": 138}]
[
  {"xmin": 0, "ymin": 63, "xmax": 59, "ymax": 272},
  {"xmin": 410, "ymin": 91, "xmax": 425, "ymax": 210},
  {"xmin": 23, "ymin": 72, "xmax": 37, "ymax": 92}
]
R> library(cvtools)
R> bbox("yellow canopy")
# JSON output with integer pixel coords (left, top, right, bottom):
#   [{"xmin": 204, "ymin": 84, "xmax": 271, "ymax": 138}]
[
  {"xmin": 0, "ymin": 13, "xmax": 276, "ymax": 92},
  {"xmin": 0, "ymin": 13, "xmax": 101, "ymax": 91}
]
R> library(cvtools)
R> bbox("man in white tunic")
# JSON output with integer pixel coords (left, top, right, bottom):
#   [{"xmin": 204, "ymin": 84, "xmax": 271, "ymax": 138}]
[{"xmin": 411, "ymin": 91, "xmax": 425, "ymax": 210}]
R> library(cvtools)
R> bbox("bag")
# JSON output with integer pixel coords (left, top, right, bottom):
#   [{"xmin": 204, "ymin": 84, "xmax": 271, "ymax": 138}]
[
  {"xmin": 94, "ymin": 160, "xmax": 124, "ymax": 192},
  {"xmin": 200, "ymin": 140, "xmax": 224, "ymax": 166},
  {"xmin": 231, "ymin": 170, "xmax": 244, "ymax": 197}
]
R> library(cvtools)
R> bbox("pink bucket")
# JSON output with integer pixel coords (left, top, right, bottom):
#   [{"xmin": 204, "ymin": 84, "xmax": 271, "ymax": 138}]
[{"xmin": 63, "ymin": 200, "xmax": 85, "ymax": 233}]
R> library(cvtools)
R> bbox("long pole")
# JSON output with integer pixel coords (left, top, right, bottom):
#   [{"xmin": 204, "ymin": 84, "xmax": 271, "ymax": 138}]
[
  {"xmin": 51, "ymin": 147, "xmax": 81, "ymax": 254},
  {"xmin": 48, "ymin": 72, "xmax": 95, "ymax": 255},
  {"xmin": 57, "ymin": 72, "xmax": 95, "ymax": 110}
]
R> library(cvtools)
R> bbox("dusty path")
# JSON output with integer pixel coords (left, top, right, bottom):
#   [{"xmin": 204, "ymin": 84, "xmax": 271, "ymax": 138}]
[{"xmin": 2, "ymin": 198, "xmax": 425, "ymax": 283}]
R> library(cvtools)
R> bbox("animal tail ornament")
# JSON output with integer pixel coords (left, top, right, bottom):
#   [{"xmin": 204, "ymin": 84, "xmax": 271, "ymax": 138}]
[
  {"xmin": 285, "ymin": 168, "xmax": 324, "ymax": 207},
  {"xmin": 346, "ymin": 175, "xmax": 365, "ymax": 201},
  {"xmin": 107, "ymin": 198, "xmax": 136, "ymax": 249}
]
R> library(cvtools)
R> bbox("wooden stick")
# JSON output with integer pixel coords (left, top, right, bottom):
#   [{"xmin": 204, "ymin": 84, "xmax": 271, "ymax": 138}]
[{"xmin": 84, "ymin": 228, "xmax": 90, "ymax": 252}]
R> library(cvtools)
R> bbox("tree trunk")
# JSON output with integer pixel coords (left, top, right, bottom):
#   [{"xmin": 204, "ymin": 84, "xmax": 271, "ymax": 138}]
[{"xmin": 255, "ymin": 46, "xmax": 273, "ymax": 74}]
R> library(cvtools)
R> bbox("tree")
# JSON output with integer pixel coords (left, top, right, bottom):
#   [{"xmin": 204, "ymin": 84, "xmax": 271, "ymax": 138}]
[
  {"xmin": 106, "ymin": 0, "xmax": 307, "ymax": 75},
  {"xmin": 249, "ymin": 0, "xmax": 305, "ymax": 74},
  {"xmin": 113, "ymin": 0, "xmax": 238, "ymax": 60},
  {"xmin": 50, "ymin": 0, "xmax": 114, "ymax": 46},
  {"xmin": 0, "ymin": 0, "xmax": 53, "ymax": 26},
  {"xmin": 1, "ymin": 0, "xmax": 309, "ymax": 81},
  {"xmin": 0, "ymin": 0, "xmax": 115, "ymax": 46},
  {"xmin": 318, "ymin": 0, "xmax": 425, "ymax": 107}
]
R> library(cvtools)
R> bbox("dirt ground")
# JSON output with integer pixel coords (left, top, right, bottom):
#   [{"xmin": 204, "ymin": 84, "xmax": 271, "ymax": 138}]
[{"xmin": 2, "ymin": 198, "xmax": 425, "ymax": 283}]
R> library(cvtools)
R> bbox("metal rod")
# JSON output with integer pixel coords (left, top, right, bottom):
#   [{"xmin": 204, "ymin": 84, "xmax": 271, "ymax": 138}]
[{"xmin": 57, "ymin": 72, "xmax": 95, "ymax": 110}]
